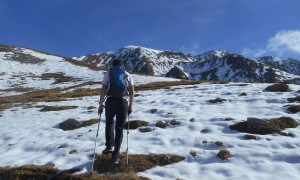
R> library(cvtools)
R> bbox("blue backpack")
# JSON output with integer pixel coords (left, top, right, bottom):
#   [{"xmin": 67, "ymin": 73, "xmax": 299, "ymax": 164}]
[{"xmin": 108, "ymin": 65, "xmax": 129, "ymax": 97}]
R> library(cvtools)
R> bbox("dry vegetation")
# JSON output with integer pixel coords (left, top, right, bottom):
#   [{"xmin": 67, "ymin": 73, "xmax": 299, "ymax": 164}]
[
  {"xmin": 93, "ymin": 153, "xmax": 184, "ymax": 174},
  {"xmin": 287, "ymin": 105, "xmax": 300, "ymax": 113},
  {"xmin": 0, "ymin": 164, "xmax": 148, "ymax": 180},
  {"xmin": 41, "ymin": 73, "xmax": 81, "ymax": 84},
  {"xmin": 40, "ymin": 105, "xmax": 78, "ymax": 112},
  {"xmin": 0, "ymin": 153, "xmax": 184, "ymax": 179},
  {"xmin": 0, "ymin": 80, "xmax": 207, "ymax": 113},
  {"xmin": 217, "ymin": 149, "xmax": 231, "ymax": 160},
  {"xmin": 124, "ymin": 120, "xmax": 149, "ymax": 129},
  {"xmin": 229, "ymin": 117, "xmax": 298, "ymax": 135}
]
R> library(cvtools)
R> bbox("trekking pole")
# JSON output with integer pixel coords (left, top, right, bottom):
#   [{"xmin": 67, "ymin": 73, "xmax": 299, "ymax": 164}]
[
  {"xmin": 91, "ymin": 114, "xmax": 101, "ymax": 173},
  {"xmin": 126, "ymin": 113, "xmax": 130, "ymax": 170}
]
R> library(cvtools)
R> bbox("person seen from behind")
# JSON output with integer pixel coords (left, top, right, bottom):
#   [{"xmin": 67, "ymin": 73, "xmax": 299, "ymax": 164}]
[{"xmin": 98, "ymin": 59, "xmax": 134, "ymax": 164}]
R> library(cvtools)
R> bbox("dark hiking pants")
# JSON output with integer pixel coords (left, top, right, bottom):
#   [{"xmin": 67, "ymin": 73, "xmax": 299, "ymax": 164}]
[{"xmin": 105, "ymin": 97, "xmax": 128, "ymax": 155}]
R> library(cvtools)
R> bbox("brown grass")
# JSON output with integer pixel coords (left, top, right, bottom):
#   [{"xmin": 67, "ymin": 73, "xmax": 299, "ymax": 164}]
[
  {"xmin": 229, "ymin": 117, "xmax": 298, "ymax": 135},
  {"xmin": 0, "ymin": 87, "xmax": 34, "ymax": 93},
  {"xmin": 124, "ymin": 120, "xmax": 149, "ymax": 129},
  {"xmin": 0, "ymin": 164, "xmax": 149, "ymax": 180},
  {"xmin": 40, "ymin": 105, "xmax": 78, "ymax": 112},
  {"xmin": 287, "ymin": 105, "xmax": 300, "ymax": 113},
  {"xmin": 190, "ymin": 150, "xmax": 197, "ymax": 158},
  {"xmin": 244, "ymin": 134, "xmax": 257, "ymax": 140},
  {"xmin": 41, "ymin": 73, "xmax": 81, "ymax": 84},
  {"xmin": 0, "ymin": 164, "xmax": 58, "ymax": 180},
  {"xmin": 156, "ymin": 120, "xmax": 170, "ymax": 128},
  {"xmin": 217, "ymin": 149, "xmax": 231, "ymax": 160},
  {"xmin": 0, "ymin": 79, "xmax": 220, "ymax": 113},
  {"xmin": 81, "ymin": 119, "xmax": 99, "ymax": 127},
  {"xmin": 93, "ymin": 153, "xmax": 185, "ymax": 174}
]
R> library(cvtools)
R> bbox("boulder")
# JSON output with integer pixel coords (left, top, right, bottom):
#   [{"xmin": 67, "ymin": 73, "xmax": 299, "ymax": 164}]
[
  {"xmin": 166, "ymin": 66, "xmax": 189, "ymax": 80},
  {"xmin": 288, "ymin": 105, "xmax": 300, "ymax": 113},
  {"xmin": 265, "ymin": 83, "xmax": 290, "ymax": 92},
  {"xmin": 229, "ymin": 117, "xmax": 298, "ymax": 135},
  {"xmin": 59, "ymin": 119, "xmax": 82, "ymax": 131},
  {"xmin": 246, "ymin": 117, "xmax": 267, "ymax": 126},
  {"xmin": 209, "ymin": 98, "xmax": 227, "ymax": 103},
  {"xmin": 139, "ymin": 127, "xmax": 155, "ymax": 133},
  {"xmin": 287, "ymin": 96, "xmax": 300, "ymax": 103}
]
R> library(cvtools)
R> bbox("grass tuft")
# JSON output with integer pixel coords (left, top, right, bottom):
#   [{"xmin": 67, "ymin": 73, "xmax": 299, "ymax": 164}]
[
  {"xmin": 217, "ymin": 149, "xmax": 231, "ymax": 160},
  {"xmin": 229, "ymin": 117, "xmax": 298, "ymax": 135},
  {"xmin": 93, "ymin": 153, "xmax": 185, "ymax": 174},
  {"xmin": 40, "ymin": 106, "xmax": 78, "ymax": 112},
  {"xmin": 124, "ymin": 120, "xmax": 149, "ymax": 129}
]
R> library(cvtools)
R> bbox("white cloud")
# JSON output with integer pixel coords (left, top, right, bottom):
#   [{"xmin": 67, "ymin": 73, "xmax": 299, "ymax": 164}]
[
  {"xmin": 242, "ymin": 30, "xmax": 300, "ymax": 58},
  {"xmin": 267, "ymin": 30, "xmax": 300, "ymax": 55}
]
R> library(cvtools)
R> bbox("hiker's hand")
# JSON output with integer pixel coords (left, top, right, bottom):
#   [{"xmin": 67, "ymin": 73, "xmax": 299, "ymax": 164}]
[
  {"xmin": 98, "ymin": 105, "xmax": 103, "ymax": 115},
  {"xmin": 128, "ymin": 107, "xmax": 132, "ymax": 115}
]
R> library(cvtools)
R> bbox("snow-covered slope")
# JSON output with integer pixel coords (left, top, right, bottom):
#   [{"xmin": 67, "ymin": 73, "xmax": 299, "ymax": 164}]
[
  {"xmin": 74, "ymin": 46, "xmax": 300, "ymax": 83},
  {"xmin": 0, "ymin": 44, "xmax": 177, "ymax": 96},
  {"xmin": 178, "ymin": 54, "xmax": 299, "ymax": 82},
  {"xmin": 1, "ymin": 44, "xmax": 300, "ymax": 180},
  {"xmin": 256, "ymin": 56, "xmax": 300, "ymax": 76},
  {"xmin": 1, "ymin": 82, "xmax": 300, "ymax": 180},
  {"xmin": 74, "ymin": 45, "xmax": 194, "ymax": 76}
]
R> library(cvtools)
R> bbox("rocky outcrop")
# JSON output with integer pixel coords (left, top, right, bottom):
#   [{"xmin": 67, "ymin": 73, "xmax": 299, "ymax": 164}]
[
  {"xmin": 229, "ymin": 117, "xmax": 298, "ymax": 135},
  {"xmin": 166, "ymin": 66, "xmax": 189, "ymax": 79}
]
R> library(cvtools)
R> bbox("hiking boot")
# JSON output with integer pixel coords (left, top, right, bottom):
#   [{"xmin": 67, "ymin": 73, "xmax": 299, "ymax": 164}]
[
  {"xmin": 102, "ymin": 146, "xmax": 113, "ymax": 154},
  {"xmin": 112, "ymin": 153, "xmax": 120, "ymax": 165}
]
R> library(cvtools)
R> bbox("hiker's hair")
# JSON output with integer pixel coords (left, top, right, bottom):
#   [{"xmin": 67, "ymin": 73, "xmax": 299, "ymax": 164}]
[{"xmin": 112, "ymin": 59, "xmax": 123, "ymax": 66}]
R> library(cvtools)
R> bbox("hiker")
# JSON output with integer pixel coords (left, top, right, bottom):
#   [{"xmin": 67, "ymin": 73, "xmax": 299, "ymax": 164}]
[{"xmin": 98, "ymin": 59, "xmax": 134, "ymax": 164}]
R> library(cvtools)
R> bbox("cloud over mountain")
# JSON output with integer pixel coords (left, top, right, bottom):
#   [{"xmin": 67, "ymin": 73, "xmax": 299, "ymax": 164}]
[{"xmin": 242, "ymin": 30, "xmax": 300, "ymax": 59}]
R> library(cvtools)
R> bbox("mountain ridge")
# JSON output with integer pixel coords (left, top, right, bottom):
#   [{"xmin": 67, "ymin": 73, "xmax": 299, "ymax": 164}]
[
  {"xmin": 73, "ymin": 45, "xmax": 300, "ymax": 83},
  {"xmin": 1, "ymin": 43, "xmax": 300, "ymax": 83}
]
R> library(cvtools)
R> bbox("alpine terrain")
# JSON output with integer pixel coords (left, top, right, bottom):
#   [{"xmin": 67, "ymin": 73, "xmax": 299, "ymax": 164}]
[{"xmin": 1, "ymin": 43, "xmax": 300, "ymax": 180}]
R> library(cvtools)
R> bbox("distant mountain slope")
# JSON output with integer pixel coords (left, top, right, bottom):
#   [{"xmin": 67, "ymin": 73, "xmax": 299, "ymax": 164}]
[
  {"xmin": 0, "ymin": 44, "xmax": 179, "ymax": 97},
  {"xmin": 256, "ymin": 56, "xmax": 300, "ymax": 76},
  {"xmin": 74, "ymin": 46, "xmax": 300, "ymax": 83},
  {"xmin": 0, "ymin": 44, "xmax": 100, "ymax": 94},
  {"xmin": 74, "ymin": 45, "xmax": 194, "ymax": 75}
]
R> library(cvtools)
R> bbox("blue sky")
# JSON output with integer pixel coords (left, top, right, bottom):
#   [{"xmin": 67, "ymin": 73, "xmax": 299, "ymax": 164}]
[{"xmin": 1, "ymin": 0, "xmax": 300, "ymax": 59}]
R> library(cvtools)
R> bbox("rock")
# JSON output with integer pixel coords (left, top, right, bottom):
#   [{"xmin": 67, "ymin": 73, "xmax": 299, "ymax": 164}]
[
  {"xmin": 59, "ymin": 118, "xmax": 82, "ymax": 131},
  {"xmin": 139, "ymin": 127, "xmax": 155, "ymax": 133},
  {"xmin": 287, "ymin": 105, "xmax": 300, "ymax": 113},
  {"xmin": 201, "ymin": 129, "xmax": 210, "ymax": 133},
  {"xmin": 265, "ymin": 83, "xmax": 290, "ymax": 92},
  {"xmin": 215, "ymin": 141, "xmax": 224, "ymax": 146},
  {"xmin": 239, "ymin": 92, "xmax": 247, "ymax": 96},
  {"xmin": 150, "ymin": 109, "xmax": 158, "ymax": 113},
  {"xmin": 229, "ymin": 117, "xmax": 298, "ymax": 135},
  {"xmin": 209, "ymin": 98, "xmax": 227, "ymax": 103},
  {"xmin": 244, "ymin": 134, "xmax": 257, "ymax": 140},
  {"xmin": 189, "ymin": 118, "xmax": 195, "ymax": 122},
  {"xmin": 287, "ymin": 96, "xmax": 300, "ymax": 103},
  {"xmin": 225, "ymin": 117, "xmax": 234, "ymax": 121},
  {"xmin": 69, "ymin": 150, "xmax": 77, "ymax": 154},
  {"xmin": 58, "ymin": 143, "xmax": 68, "ymax": 148},
  {"xmin": 166, "ymin": 66, "xmax": 189, "ymax": 80},
  {"xmin": 246, "ymin": 117, "xmax": 267, "ymax": 126}
]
